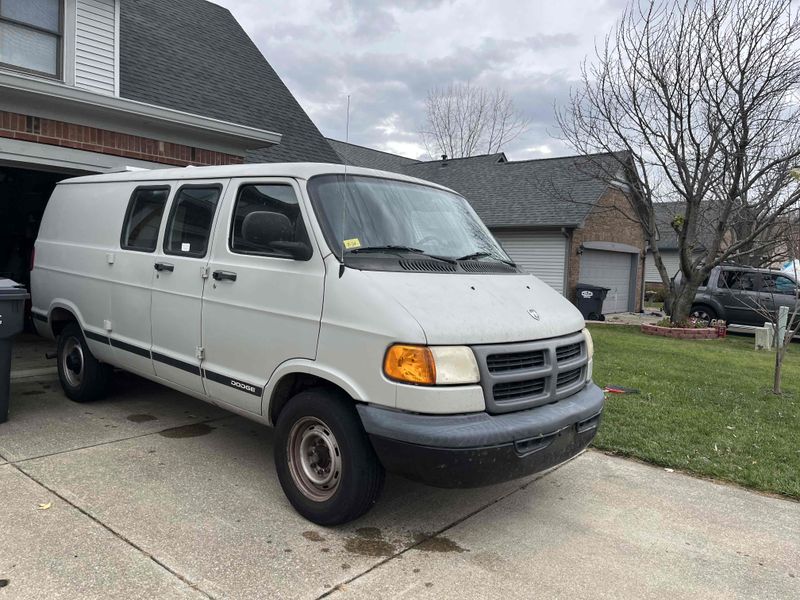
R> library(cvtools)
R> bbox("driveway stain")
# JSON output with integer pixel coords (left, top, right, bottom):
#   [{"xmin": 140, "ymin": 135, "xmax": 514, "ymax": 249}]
[
  {"xmin": 302, "ymin": 530, "xmax": 326, "ymax": 542},
  {"xmin": 344, "ymin": 527, "xmax": 395, "ymax": 557},
  {"xmin": 354, "ymin": 527, "xmax": 382, "ymax": 539},
  {"xmin": 413, "ymin": 532, "xmax": 467, "ymax": 553},
  {"xmin": 22, "ymin": 390, "xmax": 45, "ymax": 396},
  {"xmin": 127, "ymin": 414, "xmax": 157, "ymax": 423},
  {"xmin": 344, "ymin": 537, "xmax": 395, "ymax": 557},
  {"xmin": 158, "ymin": 423, "xmax": 214, "ymax": 438}
]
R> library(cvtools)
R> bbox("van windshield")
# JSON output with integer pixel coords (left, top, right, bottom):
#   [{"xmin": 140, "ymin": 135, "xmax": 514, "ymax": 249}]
[{"xmin": 307, "ymin": 174, "xmax": 511, "ymax": 264}]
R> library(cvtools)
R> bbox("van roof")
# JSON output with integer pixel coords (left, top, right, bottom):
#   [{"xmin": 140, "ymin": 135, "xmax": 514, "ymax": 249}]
[{"xmin": 59, "ymin": 162, "xmax": 455, "ymax": 193}]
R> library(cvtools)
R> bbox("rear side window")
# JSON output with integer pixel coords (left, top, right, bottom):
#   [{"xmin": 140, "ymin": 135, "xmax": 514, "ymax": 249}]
[
  {"xmin": 230, "ymin": 184, "xmax": 311, "ymax": 259},
  {"xmin": 163, "ymin": 186, "xmax": 221, "ymax": 258},
  {"xmin": 121, "ymin": 187, "xmax": 170, "ymax": 252},
  {"xmin": 720, "ymin": 270, "xmax": 758, "ymax": 291}
]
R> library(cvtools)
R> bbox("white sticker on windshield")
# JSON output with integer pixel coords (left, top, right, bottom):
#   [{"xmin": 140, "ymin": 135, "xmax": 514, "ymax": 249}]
[{"xmin": 181, "ymin": 243, "xmax": 191, "ymax": 252}]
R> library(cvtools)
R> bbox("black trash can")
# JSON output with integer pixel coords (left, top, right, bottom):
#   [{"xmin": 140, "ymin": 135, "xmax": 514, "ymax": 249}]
[
  {"xmin": 0, "ymin": 279, "xmax": 30, "ymax": 424},
  {"xmin": 575, "ymin": 284, "xmax": 609, "ymax": 321}
]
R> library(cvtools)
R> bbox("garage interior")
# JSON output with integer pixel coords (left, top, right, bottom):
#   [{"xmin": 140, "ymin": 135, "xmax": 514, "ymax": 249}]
[{"xmin": 0, "ymin": 165, "xmax": 82, "ymax": 291}]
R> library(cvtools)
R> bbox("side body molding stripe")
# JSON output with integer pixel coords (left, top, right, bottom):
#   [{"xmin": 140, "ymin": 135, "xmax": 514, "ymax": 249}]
[{"xmin": 80, "ymin": 330, "xmax": 262, "ymax": 397}]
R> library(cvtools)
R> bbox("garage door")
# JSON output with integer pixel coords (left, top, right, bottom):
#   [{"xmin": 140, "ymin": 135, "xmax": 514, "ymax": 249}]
[
  {"xmin": 493, "ymin": 230, "xmax": 566, "ymax": 293},
  {"xmin": 580, "ymin": 250, "xmax": 633, "ymax": 314}
]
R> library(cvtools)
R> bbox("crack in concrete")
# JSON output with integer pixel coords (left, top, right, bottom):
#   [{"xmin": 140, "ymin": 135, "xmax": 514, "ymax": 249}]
[
  {"xmin": 11, "ymin": 461, "xmax": 217, "ymax": 600},
  {"xmin": 315, "ymin": 452, "xmax": 584, "ymax": 599},
  {"xmin": 7, "ymin": 415, "xmax": 236, "ymax": 465}
]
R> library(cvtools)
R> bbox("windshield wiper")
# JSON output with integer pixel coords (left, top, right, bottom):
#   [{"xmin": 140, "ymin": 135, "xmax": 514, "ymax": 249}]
[
  {"xmin": 347, "ymin": 245, "xmax": 456, "ymax": 264},
  {"xmin": 457, "ymin": 252, "xmax": 517, "ymax": 267}
]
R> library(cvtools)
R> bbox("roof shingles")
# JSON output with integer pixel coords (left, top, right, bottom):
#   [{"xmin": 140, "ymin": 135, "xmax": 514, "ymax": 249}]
[{"xmin": 119, "ymin": 0, "xmax": 341, "ymax": 164}]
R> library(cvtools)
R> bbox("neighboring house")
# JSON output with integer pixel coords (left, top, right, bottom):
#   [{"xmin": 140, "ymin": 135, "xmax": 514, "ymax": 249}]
[
  {"xmin": 329, "ymin": 139, "xmax": 646, "ymax": 313},
  {"xmin": 0, "ymin": 0, "xmax": 339, "ymax": 287}
]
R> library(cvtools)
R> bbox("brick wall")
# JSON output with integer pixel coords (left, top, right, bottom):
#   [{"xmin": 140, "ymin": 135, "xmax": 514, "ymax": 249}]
[
  {"xmin": 0, "ymin": 111, "xmax": 244, "ymax": 167},
  {"xmin": 567, "ymin": 188, "xmax": 646, "ymax": 312}
]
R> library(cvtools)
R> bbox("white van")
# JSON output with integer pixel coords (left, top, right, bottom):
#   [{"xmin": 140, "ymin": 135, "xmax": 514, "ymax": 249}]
[{"xmin": 31, "ymin": 163, "xmax": 604, "ymax": 524}]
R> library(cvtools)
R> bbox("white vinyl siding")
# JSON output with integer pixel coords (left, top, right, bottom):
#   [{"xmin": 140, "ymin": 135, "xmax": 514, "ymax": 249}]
[
  {"xmin": 580, "ymin": 249, "xmax": 634, "ymax": 314},
  {"xmin": 493, "ymin": 230, "xmax": 566, "ymax": 294},
  {"xmin": 645, "ymin": 250, "xmax": 682, "ymax": 283},
  {"xmin": 74, "ymin": 0, "xmax": 117, "ymax": 95}
]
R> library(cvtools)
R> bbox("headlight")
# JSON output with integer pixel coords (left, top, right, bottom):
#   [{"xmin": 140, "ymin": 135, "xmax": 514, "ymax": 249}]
[
  {"xmin": 384, "ymin": 344, "xmax": 480, "ymax": 385},
  {"xmin": 582, "ymin": 328, "xmax": 594, "ymax": 359}
]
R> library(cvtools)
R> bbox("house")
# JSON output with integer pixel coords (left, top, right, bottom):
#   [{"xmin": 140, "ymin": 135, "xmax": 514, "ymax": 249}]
[
  {"xmin": 328, "ymin": 139, "xmax": 646, "ymax": 313},
  {"xmin": 0, "ymin": 0, "xmax": 339, "ymax": 288}
]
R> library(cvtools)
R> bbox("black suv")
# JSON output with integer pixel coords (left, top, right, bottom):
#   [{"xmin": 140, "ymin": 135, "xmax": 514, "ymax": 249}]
[{"xmin": 682, "ymin": 266, "xmax": 798, "ymax": 326}]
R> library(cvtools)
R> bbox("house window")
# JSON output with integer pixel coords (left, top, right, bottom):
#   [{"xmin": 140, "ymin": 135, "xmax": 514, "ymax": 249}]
[{"xmin": 0, "ymin": 0, "xmax": 63, "ymax": 78}]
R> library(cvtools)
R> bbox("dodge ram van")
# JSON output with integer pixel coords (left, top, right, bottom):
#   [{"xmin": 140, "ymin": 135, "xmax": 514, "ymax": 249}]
[{"xmin": 31, "ymin": 163, "xmax": 604, "ymax": 524}]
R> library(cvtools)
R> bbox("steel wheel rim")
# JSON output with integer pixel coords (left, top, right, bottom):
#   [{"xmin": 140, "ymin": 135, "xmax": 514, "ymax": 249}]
[
  {"xmin": 692, "ymin": 309, "xmax": 711, "ymax": 323},
  {"xmin": 62, "ymin": 336, "xmax": 84, "ymax": 388},
  {"xmin": 287, "ymin": 416, "xmax": 342, "ymax": 502}
]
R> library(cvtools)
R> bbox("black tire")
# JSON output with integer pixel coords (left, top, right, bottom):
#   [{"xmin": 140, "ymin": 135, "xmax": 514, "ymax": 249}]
[
  {"xmin": 57, "ymin": 322, "xmax": 112, "ymax": 402},
  {"xmin": 274, "ymin": 388, "xmax": 385, "ymax": 525},
  {"xmin": 690, "ymin": 305, "xmax": 716, "ymax": 324}
]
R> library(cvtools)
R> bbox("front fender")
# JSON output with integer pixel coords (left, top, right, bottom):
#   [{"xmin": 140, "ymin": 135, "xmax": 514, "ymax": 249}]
[{"xmin": 261, "ymin": 359, "xmax": 374, "ymax": 421}]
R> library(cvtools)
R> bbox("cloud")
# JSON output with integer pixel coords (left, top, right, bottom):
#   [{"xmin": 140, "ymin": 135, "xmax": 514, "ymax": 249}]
[{"xmin": 211, "ymin": 0, "xmax": 627, "ymax": 160}]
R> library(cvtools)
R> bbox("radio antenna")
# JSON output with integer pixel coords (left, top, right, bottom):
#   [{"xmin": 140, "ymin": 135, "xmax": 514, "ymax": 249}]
[{"xmin": 339, "ymin": 94, "xmax": 351, "ymax": 278}]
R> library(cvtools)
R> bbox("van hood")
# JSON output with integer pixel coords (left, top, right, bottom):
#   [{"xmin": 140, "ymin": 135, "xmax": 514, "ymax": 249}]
[{"xmin": 363, "ymin": 271, "xmax": 585, "ymax": 345}]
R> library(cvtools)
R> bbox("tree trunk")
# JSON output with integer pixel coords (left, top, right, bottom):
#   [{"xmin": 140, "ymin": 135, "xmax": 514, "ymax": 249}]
[{"xmin": 670, "ymin": 284, "xmax": 697, "ymax": 323}]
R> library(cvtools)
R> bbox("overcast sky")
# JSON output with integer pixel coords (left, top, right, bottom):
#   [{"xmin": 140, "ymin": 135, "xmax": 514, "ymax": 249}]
[{"xmin": 212, "ymin": 0, "xmax": 630, "ymax": 161}]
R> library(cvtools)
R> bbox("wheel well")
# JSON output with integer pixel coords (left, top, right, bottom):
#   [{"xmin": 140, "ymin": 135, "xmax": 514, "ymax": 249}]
[
  {"xmin": 49, "ymin": 307, "xmax": 78, "ymax": 337},
  {"xmin": 268, "ymin": 373, "xmax": 349, "ymax": 425},
  {"xmin": 690, "ymin": 303, "xmax": 715, "ymax": 314}
]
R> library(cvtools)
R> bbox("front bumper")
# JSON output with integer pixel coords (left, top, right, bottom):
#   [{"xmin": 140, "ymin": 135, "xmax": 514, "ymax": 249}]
[{"xmin": 357, "ymin": 382, "xmax": 604, "ymax": 488}]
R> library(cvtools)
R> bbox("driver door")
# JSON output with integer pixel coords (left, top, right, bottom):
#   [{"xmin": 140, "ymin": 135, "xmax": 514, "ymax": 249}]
[{"xmin": 200, "ymin": 178, "xmax": 325, "ymax": 414}]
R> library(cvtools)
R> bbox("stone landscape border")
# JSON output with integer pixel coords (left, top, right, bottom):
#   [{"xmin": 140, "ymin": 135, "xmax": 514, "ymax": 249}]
[{"xmin": 641, "ymin": 324, "xmax": 719, "ymax": 340}]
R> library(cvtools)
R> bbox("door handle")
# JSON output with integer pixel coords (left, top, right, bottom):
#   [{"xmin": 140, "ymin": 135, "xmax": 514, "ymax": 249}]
[
  {"xmin": 212, "ymin": 270, "xmax": 237, "ymax": 282},
  {"xmin": 154, "ymin": 262, "xmax": 174, "ymax": 272}
]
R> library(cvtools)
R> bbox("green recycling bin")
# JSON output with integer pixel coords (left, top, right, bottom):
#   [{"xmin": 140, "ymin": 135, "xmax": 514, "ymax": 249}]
[{"xmin": 0, "ymin": 279, "xmax": 30, "ymax": 423}]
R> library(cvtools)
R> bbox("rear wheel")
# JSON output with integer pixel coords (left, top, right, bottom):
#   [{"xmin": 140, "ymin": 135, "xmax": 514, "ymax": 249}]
[
  {"xmin": 57, "ymin": 322, "xmax": 112, "ymax": 402},
  {"xmin": 274, "ymin": 388, "xmax": 385, "ymax": 525},
  {"xmin": 690, "ymin": 305, "xmax": 716, "ymax": 324}
]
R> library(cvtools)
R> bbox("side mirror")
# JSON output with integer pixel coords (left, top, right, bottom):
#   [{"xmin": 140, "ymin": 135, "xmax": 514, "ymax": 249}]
[{"xmin": 241, "ymin": 211, "xmax": 312, "ymax": 260}]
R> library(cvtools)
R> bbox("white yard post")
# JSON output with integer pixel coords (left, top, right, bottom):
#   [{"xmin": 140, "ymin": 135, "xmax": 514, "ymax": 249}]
[{"xmin": 777, "ymin": 306, "xmax": 789, "ymax": 349}]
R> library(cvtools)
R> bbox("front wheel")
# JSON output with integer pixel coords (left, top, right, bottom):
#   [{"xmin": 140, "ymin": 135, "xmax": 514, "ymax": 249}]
[
  {"xmin": 274, "ymin": 388, "xmax": 385, "ymax": 525},
  {"xmin": 57, "ymin": 322, "xmax": 112, "ymax": 402},
  {"xmin": 690, "ymin": 305, "xmax": 716, "ymax": 324}
]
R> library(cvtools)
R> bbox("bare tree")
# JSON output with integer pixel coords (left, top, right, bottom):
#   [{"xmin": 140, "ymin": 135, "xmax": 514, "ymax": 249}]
[
  {"xmin": 557, "ymin": 0, "xmax": 800, "ymax": 323},
  {"xmin": 421, "ymin": 83, "xmax": 530, "ymax": 158}
]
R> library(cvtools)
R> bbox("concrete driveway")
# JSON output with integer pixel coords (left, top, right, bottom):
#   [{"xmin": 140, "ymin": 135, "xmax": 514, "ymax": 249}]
[{"xmin": 1, "ymin": 372, "xmax": 798, "ymax": 600}]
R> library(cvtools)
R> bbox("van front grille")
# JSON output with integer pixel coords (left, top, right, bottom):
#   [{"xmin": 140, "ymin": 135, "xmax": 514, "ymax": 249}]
[
  {"xmin": 472, "ymin": 332, "xmax": 588, "ymax": 414},
  {"xmin": 556, "ymin": 343, "xmax": 582, "ymax": 362},
  {"xmin": 557, "ymin": 368, "xmax": 583, "ymax": 389},
  {"xmin": 486, "ymin": 349, "xmax": 545, "ymax": 373},
  {"xmin": 493, "ymin": 378, "xmax": 547, "ymax": 402}
]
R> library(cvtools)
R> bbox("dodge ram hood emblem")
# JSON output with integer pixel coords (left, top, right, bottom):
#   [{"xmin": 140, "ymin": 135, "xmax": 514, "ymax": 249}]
[{"xmin": 528, "ymin": 309, "xmax": 540, "ymax": 320}]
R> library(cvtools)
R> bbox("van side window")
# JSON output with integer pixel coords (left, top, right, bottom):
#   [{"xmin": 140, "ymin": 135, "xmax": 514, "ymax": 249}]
[
  {"xmin": 230, "ymin": 184, "xmax": 312, "ymax": 260},
  {"xmin": 121, "ymin": 187, "xmax": 170, "ymax": 252},
  {"xmin": 163, "ymin": 186, "xmax": 221, "ymax": 258}
]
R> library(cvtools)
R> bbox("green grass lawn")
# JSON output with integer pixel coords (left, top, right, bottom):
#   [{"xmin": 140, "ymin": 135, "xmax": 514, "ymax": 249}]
[{"xmin": 589, "ymin": 324, "xmax": 800, "ymax": 499}]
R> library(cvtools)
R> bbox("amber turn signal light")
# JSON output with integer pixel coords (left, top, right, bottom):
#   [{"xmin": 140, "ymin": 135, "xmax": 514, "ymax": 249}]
[{"xmin": 383, "ymin": 344, "xmax": 436, "ymax": 385}]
